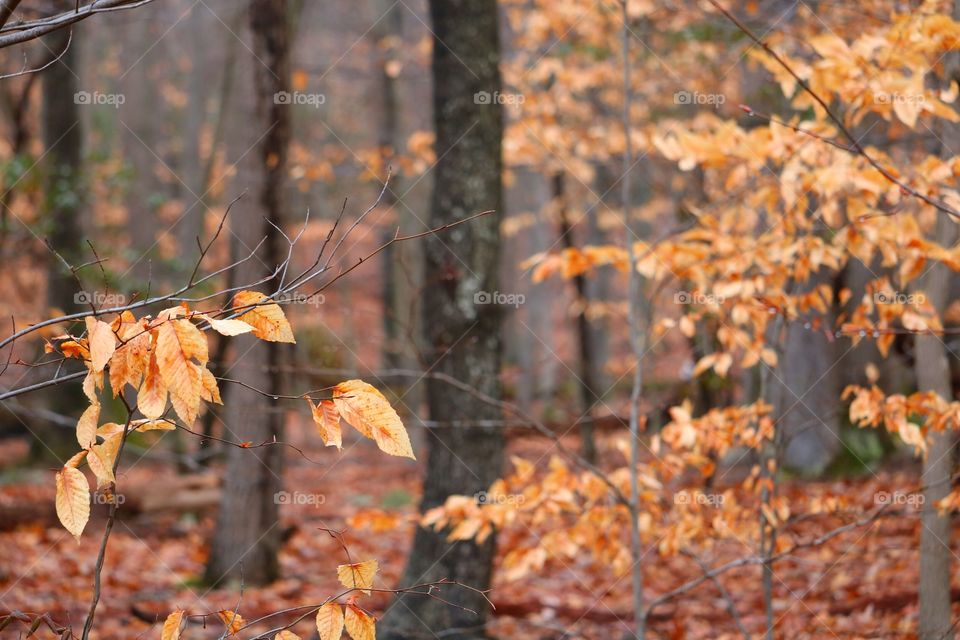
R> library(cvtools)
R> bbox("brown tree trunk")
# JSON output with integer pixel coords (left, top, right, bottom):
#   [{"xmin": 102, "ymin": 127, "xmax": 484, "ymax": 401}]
[
  {"xmin": 32, "ymin": 21, "xmax": 86, "ymax": 462},
  {"xmin": 382, "ymin": 1, "xmax": 504, "ymax": 637},
  {"xmin": 204, "ymin": 0, "xmax": 291, "ymax": 588},
  {"xmin": 553, "ymin": 171, "xmax": 599, "ymax": 463}
]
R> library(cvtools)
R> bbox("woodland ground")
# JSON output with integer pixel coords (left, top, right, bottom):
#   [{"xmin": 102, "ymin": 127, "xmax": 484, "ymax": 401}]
[{"xmin": 0, "ymin": 414, "xmax": 945, "ymax": 639}]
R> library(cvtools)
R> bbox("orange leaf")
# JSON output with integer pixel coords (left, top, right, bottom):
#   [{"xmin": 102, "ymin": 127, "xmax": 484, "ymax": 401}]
[
  {"xmin": 55, "ymin": 465, "xmax": 90, "ymax": 540},
  {"xmin": 137, "ymin": 348, "xmax": 168, "ymax": 419},
  {"xmin": 155, "ymin": 318, "xmax": 206, "ymax": 424},
  {"xmin": 309, "ymin": 399, "xmax": 342, "ymax": 449},
  {"xmin": 315, "ymin": 602, "xmax": 344, "ymax": 640},
  {"xmin": 161, "ymin": 610, "xmax": 185, "ymax": 640},
  {"xmin": 343, "ymin": 605, "xmax": 375, "ymax": 640},
  {"xmin": 333, "ymin": 380, "xmax": 414, "ymax": 459},
  {"xmin": 85, "ymin": 316, "xmax": 116, "ymax": 373},
  {"xmin": 232, "ymin": 290, "xmax": 295, "ymax": 343},
  {"xmin": 337, "ymin": 559, "xmax": 378, "ymax": 595},
  {"xmin": 217, "ymin": 610, "xmax": 245, "ymax": 635}
]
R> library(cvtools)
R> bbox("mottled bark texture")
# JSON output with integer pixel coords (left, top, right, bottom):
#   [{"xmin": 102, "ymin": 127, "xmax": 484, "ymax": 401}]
[
  {"xmin": 204, "ymin": 0, "xmax": 291, "ymax": 587},
  {"xmin": 382, "ymin": 1, "xmax": 504, "ymax": 638},
  {"xmin": 917, "ymin": 3, "xmax": 960, "ymax": 635}
]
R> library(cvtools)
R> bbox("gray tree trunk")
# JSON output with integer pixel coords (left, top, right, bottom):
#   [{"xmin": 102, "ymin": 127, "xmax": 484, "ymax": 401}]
[
  {"xmin": 918, "ymin": 3, "xmax": 960, "ymax": 629},
  {"xmin": 204, "ymin": 0, "xmax": 291, "ymax": 588},
  {"xmin": 382, "ymin": 1, "xmax": 504, "ymax": 637}
]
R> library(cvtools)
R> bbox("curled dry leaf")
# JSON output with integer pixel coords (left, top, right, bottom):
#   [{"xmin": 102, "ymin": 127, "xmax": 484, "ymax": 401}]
[
  {"xmin": 308, "ymin": 398, "xmax": 342, "ymax": 449},
  {"xmin": 217, "ymin": 610, "xmax": 245, "ymax": 635}
]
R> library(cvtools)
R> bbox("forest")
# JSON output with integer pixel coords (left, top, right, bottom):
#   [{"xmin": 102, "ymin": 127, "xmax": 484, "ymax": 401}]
[{"xmin": 0, "ymin": 0, "xmax": 959, "ymax": 638}]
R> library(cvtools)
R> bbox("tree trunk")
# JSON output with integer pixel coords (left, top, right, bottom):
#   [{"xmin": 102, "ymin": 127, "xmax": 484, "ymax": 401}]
[
  {"xmin": 382, "ymin": 1, "xmax": 504, "ymax": 637},
  {"xmin": 553, "ymin": 171, "xmax": 599, "ymax": 463},
  {"xmin": 33, "ymin": 21, "xmax": 86, "ymax": 462},
  {"xmin": 204, "ymin": 0, "xmax": 291, "ymax": 588},
  {"xmin": 918, "ymin": 3, "xmax": 960, "ymax": 634}
]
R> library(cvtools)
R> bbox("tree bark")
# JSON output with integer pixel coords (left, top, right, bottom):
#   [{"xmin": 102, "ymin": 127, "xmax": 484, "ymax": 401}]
[
  {"xmin": 204, "ymin": 0, "xmax": 291, "ymax": 588},
  {"xmin": 33, "ymin": 21, "xmax": 86, "ymax": 462},
  {"xmin": 382, "ymin": 1, "xmax": 504, "ymax": 637},
  {"xmin": 918, "ymin": 3, "xmax": 960, "ymax": 635}
]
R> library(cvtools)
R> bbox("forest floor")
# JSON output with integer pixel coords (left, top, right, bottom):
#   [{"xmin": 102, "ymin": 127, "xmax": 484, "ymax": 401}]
[{"xmin": 0, "ymin": 415, "xmax": 948, "ymax": 640}]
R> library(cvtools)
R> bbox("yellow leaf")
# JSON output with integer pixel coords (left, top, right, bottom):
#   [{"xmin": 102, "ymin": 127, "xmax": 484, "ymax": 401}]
[
  {"xmin": 343, "ymin": 605, "xmax": 375, "ymax": 640},
  {"xmin": 138, "ymin": 349, "xmax": 168, "ymax": 419},
  {"xmin": 217, "ymin": 610, "xmax": 245, "ymax": 636},
  {"xmin": 275, "ymin": 632, "xmax": 301, "ymax": 640},
  {"xmin": 85, "ymin": 316, "xmax": 116, "ymax": 373},
  {"xmin": 64, "ymin": 450, "xmax": 87, "ymax": 469},
  {"xmin": 109, "ymin": 318, "xmax": 150, "ymax": 396},
  {"xmin": 133, "ymin": 418, "xmax": 176, "ymax": 432},
  {"xmin": 315, "ymin": 602, "xmax": 344, "ymax": 640},
  {"xmin": 156, "ymin": 319, "xmax": 206, "ymax": 424},
  {"xmin": 88, "ymin": 432, "xmax": 123, "ymax": 488},
  {"xmin": 199, "ymin": 365, "xmax": 222, "ymax": 404},
  {"xmin": 161, "ymin": 610, "xmax": 185, "ymax": 640},
  {"xmin": 76, "ymin": 402, "xmax": 100, "ymax": 449},
  {"xmin": 232, "ymin": 291, "xmax": 296, "ymax": 343},
  {"xmin": 55, "ymin": 465, "xmax": 90, "ymax": 539},
  {"xmin": 309, "ymin": 399, "xmax": 342, "ymax": 449},
  {"xmin": 198, "ymin": 313, "xmax": 255, "ymax": 337},
  {"xmin": 333, "ymin": 380, "xmax": 414, "ymax": 459},
  {"xmin": 337, "ymin": 559, "xmax": 378, "ymax": 595}
]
